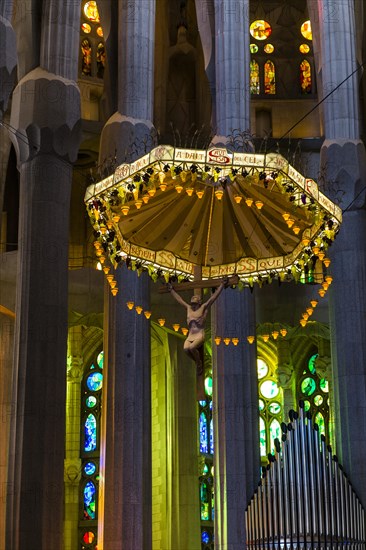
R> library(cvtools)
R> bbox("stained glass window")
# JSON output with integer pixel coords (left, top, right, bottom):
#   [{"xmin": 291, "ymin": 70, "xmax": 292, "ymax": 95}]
[
  {"xmin": 250, "ymin": 60, "xmax": 260, "ymax": 95},
  {"xmin": 299, "ymin": 44, "xmax": 310, "ymax": 54},
  {"xmin": 298, "ymin": 353, "xmax": 331, "ymax": 442},
  {"xmin": 300, "ymin": 60, "xmax": 312, "ymax": 94},
  {"xmin": 199, "ymin": 412, "xmax": 208, "ymax": 454},
  {"xmin": 301, "ymin": 20, "xmax": 312, "ymax": 41},
  {"xmin": 264, "ymin": 60, "xmax": 276, "ymax": 94},
  {"xmin": 250, "ymin": 44, "xmax": 259, "ymax": 54},
  {"xmin": 80, "ymin": 349, "xmax": 104, "ymax": 549},
  {"xmin": 250, "ymin": 20, "xmax": 272, "ymax": 40},
  {"xmin": 80, "ymin": 1, "xmax": 105, "ymax": 80},
  {"xmin": 258, "ymin": 359, "xmax": 283, "ymax": 458},
  {"xmin": 264, "ymin": 44, "xmax": 274, "ymax": 54}
]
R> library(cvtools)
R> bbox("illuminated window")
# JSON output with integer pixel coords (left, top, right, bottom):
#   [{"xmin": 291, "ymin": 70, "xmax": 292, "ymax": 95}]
[
  {"xmin": 250, "ymin": 20, "xmax": 272, "ymax": 40},
  {"xmin": 299, "ymin": 44, "xmax": 310, "ymax": 54},
  {"xmin": 198, "ymin": 375, "xmax": 214, "ymax": 549},
  {"xmin": 301, "ymin": 20, "xmax": 312, "ymax": 41},
  {"xmin": 80, "ymin": 350, "xmax": 104, "ymax": 550},
  {"xmin": 250, "ymin": 60, "xmax": 260, "ymax": 95},
  {"xmin": 258, "ymin": 358, "xmax": 283, "ymax": 457},
  {"xmin": 264, "ymin": 44, "xmax": 274, "ymax": 54},
  {"xmin": 264, "ymin": 60, "xmax": 276, "ymax": 94},
  {"xmin": 298, "ymin": 353, "xmax": 331, "ymax": 440},
  {"xmin": 80, "ymin": 1, "xmax": 105, "ymax": 79},
  {"xmin": 250, "ymin": 44, "xmax": 259, "ymax": 54},
  {"xmin": 300, "ymin": 59, "xmax": 312, "ymax": 94}
]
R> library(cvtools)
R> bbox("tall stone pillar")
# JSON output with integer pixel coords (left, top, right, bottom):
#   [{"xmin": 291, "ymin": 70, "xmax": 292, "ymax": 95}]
[
  {"xmin": 64, "ymin": 327, "xmax": 84, "ymax": 550},
  {"xmin": 100, "ymin": 267, "xmax": 151, "ymax": 549},
  {"xmin": 212, "ymin": 288, "xmax": 259, "ymax": 550},
  {"xmin": 212, "ymin": 0, "xmax": 250, "ymax": 141},
  {"xmin": 5, "ymin": 0, "xmax": 81, "ymax": 542},
  {"xmin": 315, "ymin": 0, "xmax": 366, "ymax": 505},
  {"xmin": 276, "ymin": 339, "xmax": 295, "ymax": 416}
]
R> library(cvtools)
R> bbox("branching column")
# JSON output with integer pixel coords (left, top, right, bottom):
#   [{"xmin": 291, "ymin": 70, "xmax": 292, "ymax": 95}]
[
  {"xmin": 212, "ymin": 288, "xmax": 259, "ymax": 550},
  {"xmin": 316, "ymin": 0, "xmax": 366, "ymax": 505},
  {"xmin": 6, "ymin": 1, "xmax": 81, "ymax": 547}
]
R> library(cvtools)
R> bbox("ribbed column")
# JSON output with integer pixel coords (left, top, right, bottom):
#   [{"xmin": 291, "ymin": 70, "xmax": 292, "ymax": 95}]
[
  {"xmin": 213, "ymin": 0, "xmax": 250, "ymax": 141},
  {"xmin": 40, "ymin": 0, "xmax": 81, "ymax": 81},
  {"xmin": 0, "ymin": 0, "xmax": 17, "ymax": 115},
  {"xmin": 99, "ymin": 0, "xmax": 156, "ymax": 164},
  {"xmin": 195, "ymin": 0, "xmax": 216, "ymax": 128},
  {"xmin": 100, "ymin": 267, "xmax": 151, "ymax": 550},
  {"xmin": 317, "ymin": 0, "xmax": 360, "ymax": 139},
  {"xmin": 64, "ymin": 327, "xmax": 84, "ymax": 550},
  {"xmin": 212, "ymin": 288, "xmax": 259, "ymax": 550},
  {"xmin": 0, "ymin": 313, "xmax": 15, "ymax": 550},
  {"xmin": 328, "ymin": 210, "xmax": 366, "ymax": 506}
]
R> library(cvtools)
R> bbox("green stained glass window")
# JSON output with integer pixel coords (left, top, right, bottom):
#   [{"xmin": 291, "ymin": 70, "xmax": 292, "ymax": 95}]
[
  {"xmin": 257, "ymin": 359, "xmax": 268, "ymax": 379},
  {"xmin": 259, "ymin": 416, "xmax": 266, "ymax": 456},
  {"xmin": 314, "ymin": 394, "xmax": 323, "ymax": 406},
  {"xmin": 301, "ymin": 377, "xmax": 316, "ymax": 396},
  {"xmin": 97, "ymin": 351, "xmax": 104, "ymax": 368},
  {"xmin": 303, "ymin": 400, "xmax": 311, "ymax": 411},
  {"xmin": 320, "ymin": 379, "xmax": 329, "ymax": 393},
  {"xmin": 315, "ymin": 411, "xmax": 325, "ymax": 436},
  {"xmin": 308, "ymin": 354, "xmax": 318, "ymax": 374},
  {"xmin": 86, "ymin": 396, "xmax": 97, "ymax": 408},
  {"xmin": 250, "ymin": 44, "xmax": 258, "ymax": 53},
  {"xmin": 259, "ymin": 399, "xmax": 265, "ymax": 411},
  {"xmin": 205, "ymin": 376, "xmax": 213, "ymax": 397},
  {"xmin": 260, "ymin": 380, "xmax": 279, "ymax": 399},
  {"xmin": 200, "ymin": 482, "xmax": 210, "ymax": 520},
  {"xmin": 268, "ymin": 402, "xmax": 281, "ymax": 414},
  {"xmin": 269, "ymin": 419, "xmax": 281, "ymax": 453}
]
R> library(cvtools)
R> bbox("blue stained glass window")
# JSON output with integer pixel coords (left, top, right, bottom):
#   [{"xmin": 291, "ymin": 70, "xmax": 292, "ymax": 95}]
[
  {"xmin": 87, "ymin": 372, "xmax": 103, "ymax": 391},
  {"xmin": 202, "ymin": 531, "xmax": 210, "ymax": 544},
  {"xmin": 209, "ymin": 418, "xmax": 214, "ymax": 454},
  {"xmin": 84, "ymin": 462, "xmax": 96, "ymax": 476},
  {"xmin": 83, "ymin": 481, "xmax": 96, "ymax": 520},
  {"xmin": 199, "ymin": 412, "xmax": 208, "ymax": 453},
  {"xmin": 84, "ymin": 414, "xmax": 97, "ymax": 452}
]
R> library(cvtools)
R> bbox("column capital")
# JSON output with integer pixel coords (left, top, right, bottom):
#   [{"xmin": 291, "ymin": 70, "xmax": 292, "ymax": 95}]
[
  {"xmin": 9, "ymin": 67, "xmax": 81, "ymax": 164},
  {"xmin": 64, "ymin": 458, "xmax": 82, "ymax": 485},
  {"xmin": 277, "ymin": 362, "xmax": 294, "ymax": 390},
  {"xmin": 0, "ymin": 15, "xmax": 17, "ymax": 116},
  {"xmin": 67, "ymin": 355, "xmax": 84, "ymax": 382}
]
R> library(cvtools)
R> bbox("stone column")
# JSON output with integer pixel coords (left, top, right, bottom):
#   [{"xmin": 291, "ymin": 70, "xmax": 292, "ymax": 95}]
[
  {"xmin": 212, "ymin": 0, "xmax": 250, "ymax": 142},
  {"xmin": 276, "ymin": 339, "xmax": 295, "ymax": 417},
  {"xmin": 100, "ymin": 267, "xmax": 151, "ymax": 550},
  {"xmin": 64, "ymin": 327, "xmax": 84, "ymax": 550},
  {"xmin": 212, "ymin": 288, "xmax": 259, "ymax": 550},
  {"xmin": 6, "ymin": 54, "xmax": 80, "ymax": 550},
  {"xmin": 99, "ymin": 0, "xmax": 156, "ymax": 162},
  {"xmin": 315, "ymin": 0, "xmax": 366, "ymax": 506}
]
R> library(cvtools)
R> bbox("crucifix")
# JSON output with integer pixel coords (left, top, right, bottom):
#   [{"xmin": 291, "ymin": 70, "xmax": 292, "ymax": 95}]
[{"xmin": 160, "ymin": 271, "xmax": 238, "ymax": 400}]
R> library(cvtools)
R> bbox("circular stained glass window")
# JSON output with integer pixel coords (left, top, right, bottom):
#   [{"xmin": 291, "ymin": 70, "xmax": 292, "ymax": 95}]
[
  {"xmin": 83, "ymin": 531, "xmax": 95, "ymax": 544},
  {"xmin": 250, "ymin": 43, "xmax": 259, "ymax": 54},
  {"xmin": 257, "ymin": 359, "xmax": 268, "ymax": 379},
  {"xmin": 84, "ymin": 1, "xmax": 100, "ymax": 22},
  {"xmin": 86, "ymin": 396, "xmax": 97, "ymax": 408},
  {"xmin": 202, "ymin": 531, "xmax": 210, "ymax": 544},
  {"xmin": 81, "ymin": 23, "xmax": 91, "ymax": 34},
  {"xmin": 97, "ymin": 351, "xmax": 104, "ymax": 368},
  {"xmin": 264, "ymin": 44, "xmax": 274, "ymax": 54},
  {"xmin": 84, "ymin": 462, "xmax": 96, "ymax": 476},
  {"xmin": 205, "ymin": 376, "xmax": 213, "ymax": 397},
  {"xmin": 303, "ymin": 400, "xmax": 311, "ymax": 411},
  {"xmin": 299, "ymin": 44, "xmax": 310, "ymax": 54},
  {"xmin": 259, "ymin": 399, "xmax": 265, "ymax": 411},
  {"xmin": 97, "ymin": 26, "xmax": 104, "ymax": 37},
  {"xmin": 268, "ymin": 402, "xmax": 281, "ymax": 414},
  {"xmin": 314, "ymin": 394, "xmax": 323, "ymax": 406},
  {"xmin": 250, "ymin": 20, "xmax": 272, "ymax": 41},
  {"xmin": 301, "ymin": 377, "xmax": 316, "ymax": 396},
  {"xmin": 320, "ymin": 378, "xmax": 329, "ymax": 393},
  {"xmin": 260, "ymin": 380, "xmax": 279, "ymax": 399},
  {"xmin": 87, "ymin": 372, "xmax": 103, "ymax": 392},
  {"xmin": 301, "ymin": 20, "xmax": 312, "ymax": 41}
]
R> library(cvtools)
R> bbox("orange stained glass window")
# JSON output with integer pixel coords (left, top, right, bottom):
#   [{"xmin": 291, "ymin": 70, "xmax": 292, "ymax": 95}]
[
  {"xmin": 250, "ymin": 20, "xmax": 272, "ymax": 40},
  {"xmin": 250, "ymin": 60, "xmax": 260, "ymax": 94},
  {"xmin": 264, "ymin": 44, "xmax": 274, "ymax": 54},
  {"xmin": 299, "ymin": 44, "xmax": 310, "ymax": 54},
  {"xmin": 81, "ymin": 38, "xmax": 92, "ymax": 76},
  {"xmin": 264, "ymin": 60, "xmax": 276, "ymax": 94},
  {"xmin": 301, "ymin": 20, "xmax": 312, "ymax": 40},
  {"xmin": 84, "ymin": 1, "xmax": 100, "ymax": 22},
  {"xmin": 81, "ymin": 23, "xmax": 91, "ymax": 34},
  {"xmin": 300, "ymin": 59, "xmax": 312, "ymax": 93}
]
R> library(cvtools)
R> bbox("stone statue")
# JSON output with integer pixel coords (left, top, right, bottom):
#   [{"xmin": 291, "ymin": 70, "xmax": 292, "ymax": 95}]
[{"xmin": 168, "ymin": 280, "xmax": 227, "ymax": 373}]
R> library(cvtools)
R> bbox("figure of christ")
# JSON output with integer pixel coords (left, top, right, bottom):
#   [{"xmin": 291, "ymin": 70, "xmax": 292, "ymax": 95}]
[{"xmin": 168, "ymin": 280, "xmax": 227, "ymax": 374}]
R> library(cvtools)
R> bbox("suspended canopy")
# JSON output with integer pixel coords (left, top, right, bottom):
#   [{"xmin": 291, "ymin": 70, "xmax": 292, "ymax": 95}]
[{"xmin": 85, "ymin": 146, "xmax": 342, "ymax": 284}]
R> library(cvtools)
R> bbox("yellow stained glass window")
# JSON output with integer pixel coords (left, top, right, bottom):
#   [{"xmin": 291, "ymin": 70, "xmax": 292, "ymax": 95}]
[
  {"xmin": 301, "ymin": 20, "xmax": 312, "ymax": 41},
  {"xmin": 81, "ymin": 38, "xmax": 92, "ymax": 76},
  {"xmin": 84, "ymin": 1, "xmax": 100, "ymax": 23},
  {"xmin": 97, "ymin": 26, "xmax": 104, "ymax": 37},
  {"xmin": 250, "ymin": 20, "xmax": 272, "ymax": 41},
  {"xmin": 264, "ymin": 60, "xmax": 276, "ymax": 94},
  {"xmin": 299, "ymin": 44, "xmax": 310, "ymax": 54},
  {"xmin": 81, "ymin": 23, "xmax": 91, "ymax": 34},
  {"xmin": 264, "ymin": 44, "xmax": 274, "ymax": 54},
  {"xmin": 250, "ymin": 60, "xmax": 260, "ymax": 94},
  {"xmin": 300, "ymin": 59, "xmax": 312, "ymax": 93}
]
